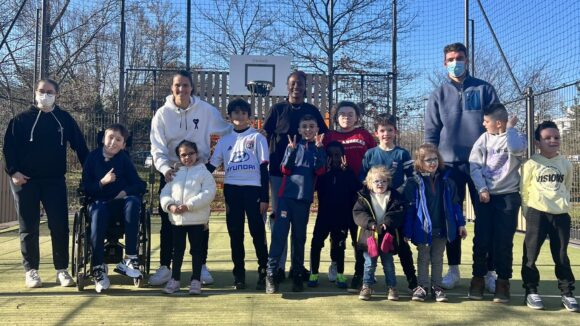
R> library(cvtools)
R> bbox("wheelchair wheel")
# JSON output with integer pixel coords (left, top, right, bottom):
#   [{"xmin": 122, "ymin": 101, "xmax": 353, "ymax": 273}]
[
  {"xmin": 133, "ymin": 208, "xmax": 150, "ymax": 288},
  {"xmin": 71, "ymin": 213, "xmax": 78, "ymax": 277},
  {"xmin": 145, "ymin": 210, "xmax": 151, "ymax": 274},
  {"xmin": 72, "ymin": 209, "xmax": 88, "ymax": 291}
]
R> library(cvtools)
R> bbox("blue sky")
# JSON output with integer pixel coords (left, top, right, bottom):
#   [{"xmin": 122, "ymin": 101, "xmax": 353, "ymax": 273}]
[{"xmin": 58, "ymin": 0, "xmax": 580, "ymax": 113}]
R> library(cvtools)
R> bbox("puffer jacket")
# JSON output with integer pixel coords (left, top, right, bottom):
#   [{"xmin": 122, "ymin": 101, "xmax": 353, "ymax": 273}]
[
  {"xmin": 352, "ymin": 187, "xmax": 407, "ymax": 254},
  {"xmin": 160, "ymin": 163, "xmax": 216, "ymax": 225}
]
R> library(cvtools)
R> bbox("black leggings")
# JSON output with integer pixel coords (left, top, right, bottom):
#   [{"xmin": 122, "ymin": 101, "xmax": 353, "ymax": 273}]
[{"xmin": 171, "ymin": 224, "xmax": 204, "ymax": 281}]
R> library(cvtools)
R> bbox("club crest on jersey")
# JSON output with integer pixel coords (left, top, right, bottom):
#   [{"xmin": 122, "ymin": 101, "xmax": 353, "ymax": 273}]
[{"xmin": 245, "ymin": 139, "xmax": 254, "ymax": 150}]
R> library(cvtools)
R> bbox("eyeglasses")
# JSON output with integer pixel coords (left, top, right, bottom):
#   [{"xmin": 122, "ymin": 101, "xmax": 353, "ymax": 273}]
[
  {"xmin": 423, "ymin": 158, "xmax": 438, "ymax": 164},
  {"xmin": 36, "ymin": 89, "xmax": 56, "ymax": 95},
  {"xmin": 179, "ymin": 151, "xmax": 197, "ymax": 158}
]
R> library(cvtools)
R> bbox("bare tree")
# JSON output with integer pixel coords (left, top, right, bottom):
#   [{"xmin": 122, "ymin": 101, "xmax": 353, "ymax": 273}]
[
  {"xmin": 123, "ymin": 1, "xmax": 184, "ymax": 114},
  {"xmin": 276, "ymin": 0, "xmax": 414, "ymax": 109},
  {"xmin": 192, "ymin": 0, "xmax": 276, "ymax": 69}
]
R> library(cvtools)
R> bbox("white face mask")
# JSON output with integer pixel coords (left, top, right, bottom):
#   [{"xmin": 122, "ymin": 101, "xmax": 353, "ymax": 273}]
[{"xmin": 35, "ymin": 92, "xmax": 56, "ymax": 110}]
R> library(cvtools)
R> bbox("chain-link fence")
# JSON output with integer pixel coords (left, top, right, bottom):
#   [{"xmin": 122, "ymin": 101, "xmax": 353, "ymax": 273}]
[{"xmin": 1, "ymin": 0, "xmax": 579, "ymax": 239}]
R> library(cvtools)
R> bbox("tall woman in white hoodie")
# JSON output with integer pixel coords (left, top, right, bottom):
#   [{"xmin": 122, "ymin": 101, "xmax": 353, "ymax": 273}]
[
  {"xmin": 160, "ymin": 141, "xmax": 216, "ymax": 295},
  {"xmin": 149, "ymin": 70, "xmax": 231, "ymax": 286}
]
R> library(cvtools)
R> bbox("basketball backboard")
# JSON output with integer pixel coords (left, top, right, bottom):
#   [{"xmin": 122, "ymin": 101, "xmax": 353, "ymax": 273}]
[{"xmin": 230, "ymin": 55, "xmax": 291, "ymax": 96}]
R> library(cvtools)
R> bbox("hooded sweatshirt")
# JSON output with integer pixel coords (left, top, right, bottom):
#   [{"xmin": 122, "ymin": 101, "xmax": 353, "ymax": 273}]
[
  {"xmin": 469, "ymin": 127, "xmax": 527, "ymax": 194},
  {"xmin": 150, "ymin": 95, "xmax": 232, "ymax": 175},
  {"xmin": 3, "ymin": 105, "xmax": 88, "ymax": 178},
  {"xmin": 425, "ymin": 73, "xmax": 499, "ymax": 163}
]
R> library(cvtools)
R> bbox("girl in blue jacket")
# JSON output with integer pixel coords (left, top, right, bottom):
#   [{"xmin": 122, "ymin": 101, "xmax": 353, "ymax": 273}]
[{"xmin": 403, "ymin": 143, "xmax": 467, "ymax": 302}]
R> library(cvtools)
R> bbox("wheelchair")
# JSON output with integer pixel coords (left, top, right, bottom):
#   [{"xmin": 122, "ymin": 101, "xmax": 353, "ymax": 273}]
[{"xmin": 70, "ymin": 189, "xmax": 151, "ymax": 291}]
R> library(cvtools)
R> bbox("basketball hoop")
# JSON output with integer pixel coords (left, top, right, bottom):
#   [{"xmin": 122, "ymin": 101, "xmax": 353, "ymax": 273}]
[{"xmin": 246, "ymin": 80, "xmax": 273, "ymax": 97}]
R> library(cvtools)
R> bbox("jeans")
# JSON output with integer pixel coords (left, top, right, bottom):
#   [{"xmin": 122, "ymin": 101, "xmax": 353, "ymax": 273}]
[
  {"xmin": 521, "ymin": 208, "xmax": 575, "ymax": 294},
  {"xmin": 472, "ymin": 192, "xmax": 520, "ymax": 280},
  {"xmin": 416, "ymin": 236, "xmax": 447, "ymax": 287},
  {"xmin": 363, "ymin": 251, "xmax": 397, "ymax": 288},
  {"xmin": 267, "ymin": 198, "xmax": 310, "ymax": 276},
  {"xmin": 269, "ymin": 176, "xmax": 289, "ymax": 271},
  {"xmin": 90, "ymin": 196, "xmax": 141, "ymax": 266}
]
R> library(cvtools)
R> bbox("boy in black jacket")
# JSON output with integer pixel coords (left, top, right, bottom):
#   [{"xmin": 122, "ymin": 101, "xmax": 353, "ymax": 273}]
[{"xmin": 308, "ymin": 142, "xmax": 361, "ymax": 289}]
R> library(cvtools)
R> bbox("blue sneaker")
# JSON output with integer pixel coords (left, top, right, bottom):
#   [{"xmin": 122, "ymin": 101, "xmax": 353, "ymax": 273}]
[{"xmin": 307, "ymin": 273, "xmax": 319, "ymax": 287}]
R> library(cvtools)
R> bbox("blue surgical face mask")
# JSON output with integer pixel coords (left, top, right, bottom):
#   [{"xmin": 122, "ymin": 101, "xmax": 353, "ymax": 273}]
[{"xmin": 447, "ymin": 60, "xmax": 466, "ymax": 78}]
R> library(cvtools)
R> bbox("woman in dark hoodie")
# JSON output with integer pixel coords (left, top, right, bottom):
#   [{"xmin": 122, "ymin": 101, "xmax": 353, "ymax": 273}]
[{"xmin": 4, "ymin": 78, "xmax": 88, "ymax": 288}]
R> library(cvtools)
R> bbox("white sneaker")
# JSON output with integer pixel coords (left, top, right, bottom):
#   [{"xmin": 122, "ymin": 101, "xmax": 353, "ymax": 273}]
[
  {"xmin": 485, "ymin": 271, "xmax": 497, "ymax": 293},
  {"xmin": 93, "ymin": 265, "xmax": 110, "ymax": 293},
  {"xmin": 56, "ymin": 269, "xmax": 75, "ymax": 287},
  {"xmin": 328, "ymin": 262, "xmax": 338, "ymax": 282},
  {"xmin": 201, "ymin": 265, "xmax": 214, "ymax": 285},
  {"xmin": 149, "ymin": 265, "xmax": 171, "ymax": 286},
  {"xmin": 163, "ymin": 278, "xmax": 180, "ymax": 294},
  {"xmin": 441, "ymin": 266, "xmax": 460, "ymax": 290},
  {"xmin": 189, "ymin": 279, "xmax": 202, "ymax": 295},
  {"xmin": 25, "ymin": 269, "xmax": 42, "ymax": 288},
  {"xmin": 114, "ymin": 258, "xmax": 142, "ymax": 278}
]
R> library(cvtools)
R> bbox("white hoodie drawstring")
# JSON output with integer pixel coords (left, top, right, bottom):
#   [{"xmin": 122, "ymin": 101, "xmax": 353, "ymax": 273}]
[
  {"xmin": 29, "ymin": 110, "xmax": 65, "ymax": 145},
  {"xmin": 29, "ymin": 110, "xmax": 42, "ymax": 142},
  {"xmin": 179, "ymin": 109, "xmax": 188, "ymax": 130},
  {"xmin": 50, "ymin": 111, "xmax": 64, "ymax": 145}
]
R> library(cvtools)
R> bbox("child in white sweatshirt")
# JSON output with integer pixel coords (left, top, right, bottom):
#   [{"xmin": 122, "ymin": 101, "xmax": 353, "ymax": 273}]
[{"xmin": 160, "ymin": 140, "xmax": 216, "ymax": 295}]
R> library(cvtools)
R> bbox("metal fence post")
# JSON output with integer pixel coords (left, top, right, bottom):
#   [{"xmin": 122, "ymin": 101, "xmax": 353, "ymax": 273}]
[{"xmin": 526, "ymin": 87, "xmax": 535, "ymax": 157}]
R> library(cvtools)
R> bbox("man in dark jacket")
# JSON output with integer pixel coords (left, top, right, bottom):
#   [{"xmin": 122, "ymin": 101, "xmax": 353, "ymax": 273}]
[{"xmin": 3, "ymin": 79, "xmax": 88, "ymax": 288}]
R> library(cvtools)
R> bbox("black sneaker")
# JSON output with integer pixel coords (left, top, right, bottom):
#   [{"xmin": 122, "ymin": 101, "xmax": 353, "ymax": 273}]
[
  {"xmin": 292, "ymin": 274, "xmax": 304, "ymax": 292},
  {"xmin": 525, "ymin": 293, "xmax": 544, "ymax": 310},
  {"xmin": 432, "ymin": 285, "xmax": 448, "ymax": 302},
  {"xmin": 265, "ymin": 275, "xmax": 277, "ymax": 294},
  {"xmin": 348, "ymin": 275, "xmax": 362, "ymax": 293},
  {"xmin": 562, "ymin": 294, "xmax": 579, "ymax": 312},
  {"xmin": 412, "ymin": 286, "xmax": 427, "ymax": 302},
  {"xmin": 256, "ymin": 268, "xmax": 266, "ymax": 291},
  {"xmin": 274, "ymin": 268, "xmax": 286, "ymax": 284},
  {"xmin": 468, "ymin": 276, "xmax": 485, "ymax": 300},
  {"xmin": 234, "ymin": 279, "xmax": 246, "ymax": 290},
  {"xmin": 289, "ymin": 267, "xmax": 310, "ymax": 282},
  {"xmin": 301, "ymin": 267, "xmax": 310, "ymax": 282}
]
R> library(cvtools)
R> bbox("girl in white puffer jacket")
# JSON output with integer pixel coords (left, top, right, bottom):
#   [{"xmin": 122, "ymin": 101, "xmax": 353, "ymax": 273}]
[{"xmin": 160, "ymin": 140, "xmax": 216, "ymax": 295}]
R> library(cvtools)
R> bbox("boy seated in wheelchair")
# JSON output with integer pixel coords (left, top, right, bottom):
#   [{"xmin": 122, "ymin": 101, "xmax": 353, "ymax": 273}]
[{"xmin": 81, "ymin": 123, "xmax": 146, "ymax": 293}]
